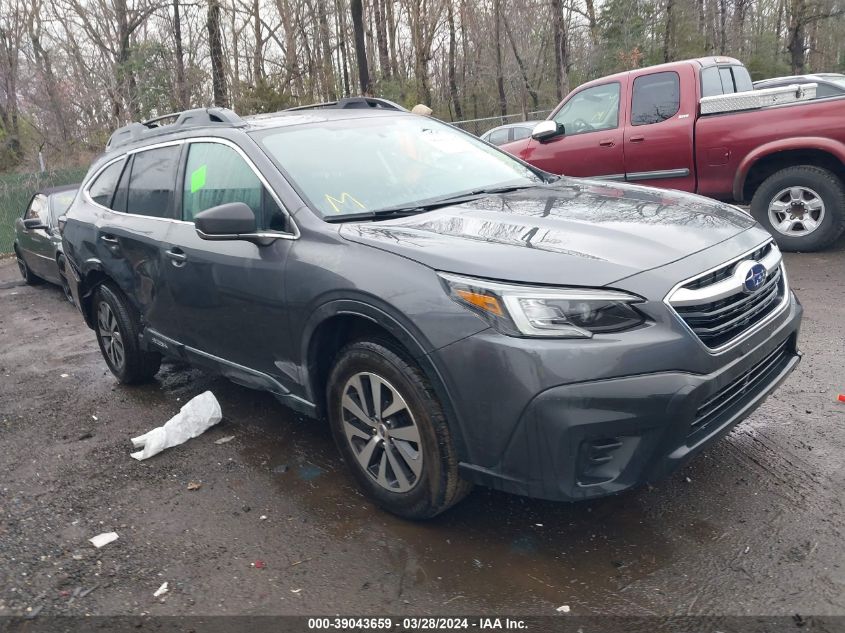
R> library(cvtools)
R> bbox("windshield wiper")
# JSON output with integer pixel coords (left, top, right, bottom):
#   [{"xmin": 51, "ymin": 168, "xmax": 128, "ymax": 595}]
[
  {"xmin": 323, "ymin": 207, "xmax": 435, "ymax": 223},
  {"xmin": 323, "ymin": 182, "xmax": 545, "ymax": 224}
]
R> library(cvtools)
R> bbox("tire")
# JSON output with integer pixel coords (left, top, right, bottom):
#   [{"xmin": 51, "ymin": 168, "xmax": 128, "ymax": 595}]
[
  {"xmin": 326, "ymin": 339, "xmax": 472, "ymax": 519},
  {"xmin": 93, "ymin": 283, "xmax": 161, "ymax": 384},
  {"xmin": 57, "ymin": 255, "xmax": 74, "ymax": 304},
  {"xmin": 15, "ymin": 247, "xmax": 43, "ymax": 285},
  {"xmin": 750, "ymin": 165, "xmax": 845, "ymax": 252}
]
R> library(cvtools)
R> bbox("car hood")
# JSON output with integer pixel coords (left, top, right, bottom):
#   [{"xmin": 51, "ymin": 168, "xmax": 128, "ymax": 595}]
[{"xmin": 338, "ymin": 178, "xmax": 756, "ymax": 287}]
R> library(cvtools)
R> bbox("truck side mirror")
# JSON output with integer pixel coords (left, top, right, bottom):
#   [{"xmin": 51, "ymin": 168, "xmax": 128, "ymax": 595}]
[{"xmin": 532, "ymin": 120, "xmax": 565, "ymax": 142}]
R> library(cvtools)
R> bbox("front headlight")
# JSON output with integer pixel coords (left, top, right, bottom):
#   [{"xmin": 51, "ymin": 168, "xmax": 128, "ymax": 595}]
[{"xmin": 439, "ymin": 272, "xmax": 645, "ymax": 338}]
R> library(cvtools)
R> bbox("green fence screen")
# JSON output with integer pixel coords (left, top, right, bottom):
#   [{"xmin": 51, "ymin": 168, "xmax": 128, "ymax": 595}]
[{"xmin": 0, "ymin": 168, "xmax": 89, "ymax": 255}]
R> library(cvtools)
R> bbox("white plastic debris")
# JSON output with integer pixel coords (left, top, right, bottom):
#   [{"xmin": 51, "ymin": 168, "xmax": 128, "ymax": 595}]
[
  {"xmin": 60, "ymin": 373, "xmax": 69, "ymax": 378},
  {"xmin": 556, "ymin": 605, "xmax": 570, "ymax": 613},
  {"xmin": 89, "ymin": 532, "xmax": 119, "ymax": 548},
  {"xmin": 130, "ymin": 391, "xmax": 222, "ymax": 461},
  {"xmin": 214, "ymin": 435, "xmax": 235, "ymax": 445},
  {"xmin": 153, "ymin": 582, "xmax": 169, "ymax": 597}
]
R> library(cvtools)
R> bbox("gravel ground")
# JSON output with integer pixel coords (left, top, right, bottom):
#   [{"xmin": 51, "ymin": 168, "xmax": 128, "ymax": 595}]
[{"xmin": 0, "ymin": 244, "xmax": 843, "ymax": 618}]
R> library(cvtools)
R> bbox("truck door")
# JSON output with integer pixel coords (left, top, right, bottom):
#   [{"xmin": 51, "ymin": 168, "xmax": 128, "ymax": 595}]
[
  {"xmin": 623, "ymin": 67, "xmax": 696, "ymax": 192},
  {"xmin": 518, "ymin": 81, "xmax": 626, "ymax": 180}
]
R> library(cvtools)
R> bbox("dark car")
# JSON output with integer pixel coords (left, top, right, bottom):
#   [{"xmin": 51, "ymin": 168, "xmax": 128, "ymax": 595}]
[
  {"xmin": 62, "ymin": 103, "xmax": 802, "ymax": 518},
  {"xmin": 753, "ymin": 73, "xmax": 845, "ymax": 98},
  {"xmin": 480, "ymin": 120, "xmax": 543, "ymax": 146},
  {"xmin": 14, "ymin": 184, "xmax": 79, "ymax": 301}
]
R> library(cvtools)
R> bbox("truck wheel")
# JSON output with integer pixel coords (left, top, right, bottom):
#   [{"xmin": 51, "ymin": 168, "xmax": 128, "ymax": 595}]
[
  {"xmin": 326, "ymin": 339, "xmax": 472, "ymax": 519},
  {"xmin": 750, "ymin": 165, "xmax": 845, "ymax": 252},
  {"xmin": 93, "ymin": 283, "xmax": 161, "ymax": 384}
]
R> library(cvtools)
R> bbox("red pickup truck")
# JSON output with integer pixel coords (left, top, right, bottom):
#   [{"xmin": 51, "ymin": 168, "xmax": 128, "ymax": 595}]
[{"xmin": 501, "ymin": 57, "xmax": 845, "ymax": 251}]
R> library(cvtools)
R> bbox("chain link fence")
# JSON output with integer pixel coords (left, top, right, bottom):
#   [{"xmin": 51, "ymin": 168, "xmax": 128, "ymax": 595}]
[
  {"xmin": 450, "ymin": 110, "xmax": 553, "ymax": 136},
  {"xmin": 0, "ymin": 168, "xmax": 87, "ymax": 255}
]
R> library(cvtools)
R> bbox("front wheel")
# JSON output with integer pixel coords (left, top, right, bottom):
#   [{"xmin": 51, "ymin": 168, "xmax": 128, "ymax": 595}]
[
  {"xmin": 750, "ymin": 165, "xmax": 845, "ymax": 252},
  {"xmin": 326, "ymin": 340, "xmax": 472, "ymax": 519},
  {"xmin": 15, "ymin": 247, "xmax": 42, "ymax": 285},
  {"xmin": 93, "ymin": 283, "xmax": 161, "ymax": 384}
]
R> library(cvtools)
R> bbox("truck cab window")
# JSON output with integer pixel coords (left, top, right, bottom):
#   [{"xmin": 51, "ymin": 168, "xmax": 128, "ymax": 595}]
[
  {"xmin": 553, "ymin": 82, "xmax": 620, "ymax": 135},
  {"xmin": 631, "ymin": 72, "xmax": 680, "ymax": 126}
]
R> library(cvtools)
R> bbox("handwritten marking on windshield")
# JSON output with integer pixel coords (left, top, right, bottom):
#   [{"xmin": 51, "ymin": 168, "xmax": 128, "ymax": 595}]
[{"xmin": 326, "ymin": 192, "xmax": 367, "ymax": 214}]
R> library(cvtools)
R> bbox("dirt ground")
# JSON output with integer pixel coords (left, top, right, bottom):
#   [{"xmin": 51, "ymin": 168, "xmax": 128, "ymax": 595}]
[{"xmin": 1, "ymin": 244, "xmax": 844, "ymax": 618}]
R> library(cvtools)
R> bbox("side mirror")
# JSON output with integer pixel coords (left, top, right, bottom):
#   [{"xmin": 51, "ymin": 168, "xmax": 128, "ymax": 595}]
[
  {"xmin": 23, "ymin": 218, "xmax": 47, "ymax": 230},
  {"xmin": 195, "ymin": 202, "xmax": 257, "ymax": 240},
  {"xmin": 532, "ymin": 120, "xmax": 564, "ymax": 142}
]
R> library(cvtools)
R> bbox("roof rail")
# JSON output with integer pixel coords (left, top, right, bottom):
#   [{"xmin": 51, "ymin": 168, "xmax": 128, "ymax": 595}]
[
  {"xmin": 285, "ymin": 97, "xmax": 407, "ymax": 112},
  {"xmin": 106, "ymin": 107, "xmax": 245, "ymax": 150}
]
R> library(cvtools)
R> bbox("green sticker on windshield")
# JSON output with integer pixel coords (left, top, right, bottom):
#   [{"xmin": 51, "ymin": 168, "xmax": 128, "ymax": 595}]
[{"xmin": 190, "ymin": 165, "xmax": 207, "ymax": 194}]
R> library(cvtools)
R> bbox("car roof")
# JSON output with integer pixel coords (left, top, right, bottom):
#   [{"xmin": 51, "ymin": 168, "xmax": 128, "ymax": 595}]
[
  {"xmin": 95, "ymin": 104, "xmax": 417, "ymax": 165},
  {"xmin": 36, "ymin": 183, "xmax": 79, "ymax": 197}
]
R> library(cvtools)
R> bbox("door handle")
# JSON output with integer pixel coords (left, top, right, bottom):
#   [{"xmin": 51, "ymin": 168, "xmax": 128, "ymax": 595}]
[
  {"xmin": 599, "ymin": 139, "xmax": 616, "ymax": 147},
  {"xmin": 165, "ymin": 248, "xmax": 188, "ymax": 265},
  {"xmin": 628, "ymin": 136, "xmax": 645, "ymax": 143},
  {"xmin": 99, "ymin": 234, "xmax": 119, "ymax": 244}
]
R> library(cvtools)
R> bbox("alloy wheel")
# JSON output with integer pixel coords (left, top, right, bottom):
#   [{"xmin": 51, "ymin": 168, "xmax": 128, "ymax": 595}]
[
  {"xmin": 340, "ymin": 372, "xmax": 423, "ymax": 493},
  {"xmin": 768, "ymin": 186, "xmax": 825, "ymax": 236},
  {"xmin": 97, "ymin": 301, "xmax": 125, "ymax": 370}
]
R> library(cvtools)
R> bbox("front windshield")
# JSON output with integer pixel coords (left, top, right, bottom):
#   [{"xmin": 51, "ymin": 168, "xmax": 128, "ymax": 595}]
[
  {"xmin": 49, "ymin": 190, "xmax": 76, "ymax": 222},
  {"xmin": 251, "ymin": 115, "xmax": 542, "ymax": 217}
]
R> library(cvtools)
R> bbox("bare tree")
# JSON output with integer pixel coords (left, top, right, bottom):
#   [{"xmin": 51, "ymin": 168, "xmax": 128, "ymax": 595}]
[{"xmin": 208, "ymin": 0, "xmax": 228, "ymax": 107}]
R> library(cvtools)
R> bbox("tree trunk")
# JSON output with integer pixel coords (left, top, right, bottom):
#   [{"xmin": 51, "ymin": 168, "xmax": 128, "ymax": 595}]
[
  {"xmin": 207, "ymin": 0, "xmax": 228, "ymax": 108},
  {"xmin": 317, "ymin": 0, "xmax": 337, "ymax": 100},
  {"xmin": 550, "ymin": 0, "xmax": 569, "ymax": 100},
  {"xmin": 503, "ymin": 15, "xmax": 539, "ymax": 110},
  {"xmin": 350, "ymin": 0, "xmax": 371, "ymax": 94},
  {"xmin": 252, "ymin": 0, "xmax": 262, "ymax": 83},
  {"xmin": 663, "ymin": 0, "xmax": 675, "ymax": 63},
  {"xmin": 446, "ymin": 1, "xmax": 462, "ymax": 119},
  {"xmin": 373, "ymin": 0, "xmax": 391, "ymax": 78},
  {"xmin": 494, "ymin": 0, "xmax": 507, "ymax": 117},
  {"xmin": 172, "ymin": 0, "xmax": 188, "ymax": 109}
]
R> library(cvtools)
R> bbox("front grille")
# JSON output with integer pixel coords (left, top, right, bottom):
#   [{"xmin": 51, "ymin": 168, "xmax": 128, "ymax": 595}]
[
  {"xmin": 683, "ymin": 243, "xmax": 773, "ymax": 290},
  {"xmin": 689, "ymin": 339, "xmax": 791, "ymax": 437},
  {"xmin": 667, "ymin": 241, "xmax": 787, "ymax": 350},
  {"xmin": 675, "ymin": 266, "xmax": 785, "ymax": 348}
]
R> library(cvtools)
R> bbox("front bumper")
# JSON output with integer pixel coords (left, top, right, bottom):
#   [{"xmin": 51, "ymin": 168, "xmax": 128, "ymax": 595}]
[{"xmin": 437, "ymin": 294, "xmax": 802, "ymax": 502}]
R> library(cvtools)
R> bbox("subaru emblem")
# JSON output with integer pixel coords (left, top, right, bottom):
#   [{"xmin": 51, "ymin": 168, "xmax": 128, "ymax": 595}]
[{"xmin": 742, "ymin": 263, "xmax": 767, "ymax": 293}]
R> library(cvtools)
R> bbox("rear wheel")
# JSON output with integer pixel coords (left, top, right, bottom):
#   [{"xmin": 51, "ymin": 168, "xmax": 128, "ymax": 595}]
[
  {"xmin": 93, "ymin": 283, "xmax": 161, "ymax": 384},
  {"xmin": 57, "ymin": 255, "xmax": 73, "ymax": 304},
  {"xmin": 326, "ymin": 339, "xmax": 471, "ymax": 519},
  {"xmin": 750, "ymin": 165, "xmax": 845, "ymax": 252},
  {"xmin": 15, "ymin": 247, "xmax": 42, "ymax": 285}
]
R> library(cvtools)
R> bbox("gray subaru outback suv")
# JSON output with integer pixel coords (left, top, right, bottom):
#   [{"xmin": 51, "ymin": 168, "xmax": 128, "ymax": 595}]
[{"xmin": 62, "ymin": 101, "xmax": 802, "ymax": 518}]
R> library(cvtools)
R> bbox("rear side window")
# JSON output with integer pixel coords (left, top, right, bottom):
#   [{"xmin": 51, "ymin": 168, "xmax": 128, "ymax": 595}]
[
  {"xmin": 631, "ymin": 72, "xmax": 680, "ymax": 125},
  {"xmin": 126, "ymin": 145, "xmax": 181, "ymax": 218},
  {"xmin": 182, "ymin": 142, "xmax": 287, "ymax": 231},
  {"xmin": 88, "ymin": 159, "xmax": 126, "ymax": 208},
  {"xmin": 512, "ymin": 126, "xmax": 532, "ymax": 141},
  {"xmin": 487, "ymin": 129, "xmax": 509, "ymax": 145},
  {"xmin": 701, "ymin": 65, "xmax": 752, "ymax": 97}
]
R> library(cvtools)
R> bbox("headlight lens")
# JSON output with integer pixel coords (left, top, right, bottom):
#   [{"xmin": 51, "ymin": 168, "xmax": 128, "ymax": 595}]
[{"xmin": 439, "ymin": 273, "xmax": 645, "ymax": 338}]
